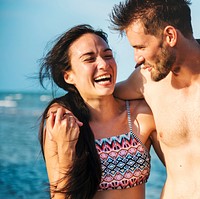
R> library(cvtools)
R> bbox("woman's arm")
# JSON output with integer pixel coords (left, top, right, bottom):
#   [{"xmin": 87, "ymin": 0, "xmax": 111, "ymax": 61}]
[
  {"xmin": 43, "ymin": 128, "xmax": 59, "ymax": 197},
  {"xmin": 44, "ymin": 106, "xmax": 80, "ymax": 199}
]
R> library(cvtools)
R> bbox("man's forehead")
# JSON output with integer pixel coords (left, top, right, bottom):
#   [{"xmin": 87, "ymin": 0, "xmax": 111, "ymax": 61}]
[{"xmin": 125, "ymin": 20, "xmax": 145, "ymax": 34}]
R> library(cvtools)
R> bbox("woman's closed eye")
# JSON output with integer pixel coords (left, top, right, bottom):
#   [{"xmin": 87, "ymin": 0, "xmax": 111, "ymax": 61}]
[
  {"xmin": 104, "ymin": 53, "xmax": 114, "ymax": 60},
  {"xmin": 84, "ymin": 56, "xmax": 96, "ymax": 62}
]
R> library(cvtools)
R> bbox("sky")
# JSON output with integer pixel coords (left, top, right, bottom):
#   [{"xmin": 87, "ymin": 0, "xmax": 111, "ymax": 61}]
[{"xmin": 0, "ymin": 0, "xmax": 200, "ymax": 92}]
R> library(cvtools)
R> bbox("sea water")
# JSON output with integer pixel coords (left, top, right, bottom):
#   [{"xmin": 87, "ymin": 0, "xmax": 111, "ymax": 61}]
[{"xmin": 0, "ymin": 91, "xmax": 166, "ymax": 199}]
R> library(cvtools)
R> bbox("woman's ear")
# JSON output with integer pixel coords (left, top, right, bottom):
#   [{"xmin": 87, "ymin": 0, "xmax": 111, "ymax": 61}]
[
  {"xmin": 163, "ymin": 26, "xmax": 177, "ymax": 47},
  {"xmin": 64, "ymin": 71, "xmax": 74, "ymax": 84}
]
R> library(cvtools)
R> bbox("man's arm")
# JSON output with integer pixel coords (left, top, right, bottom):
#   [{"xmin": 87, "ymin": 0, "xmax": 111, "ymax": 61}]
[
  {"xmin": 114, "ymin": 66, "xmax": 144, "ymax": 100},
  {"xmin": 150, "ymin": 131, "xmax": 165, "ymax": 166}
]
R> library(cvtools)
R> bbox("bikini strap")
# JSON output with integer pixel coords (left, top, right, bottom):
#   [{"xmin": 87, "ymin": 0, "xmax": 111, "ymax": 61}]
[
  {"xmin": 126, "ymin": 101, "xmax": 149, "ymax": 149},
  {"xmin": 126, "ymin": 100, "xmax": 133, "ymax": 132}
]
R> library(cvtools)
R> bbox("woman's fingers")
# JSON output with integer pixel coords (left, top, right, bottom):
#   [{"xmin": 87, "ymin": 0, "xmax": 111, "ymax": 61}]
[
  {"xmin": 61, "ymin": 113, "xmax": 80, "ymax": 142},
  {"xmin": 62, "ymin": 111, "xmax": 83, "ymax": 127},
  {"xmin": 68, "ymin": 115, "xmax": 77, "ymax": 128},
  {"xmin": 46, "ymin": 126, "xmax": 53, "ymax": 141},
  {"xmin": 49, "ymin": 107, "xmax": 83, "ymax": 127},
  {"xmin": 67, "ymin": 116, "xmax": 80, "ymax": 141},
  {"xmin": 45, "ymin": 113, "xmax": 54, "ymax": 140},
  {"xmin": 45, "ymin": 107, "xmax": 80, "ymax": 143}
]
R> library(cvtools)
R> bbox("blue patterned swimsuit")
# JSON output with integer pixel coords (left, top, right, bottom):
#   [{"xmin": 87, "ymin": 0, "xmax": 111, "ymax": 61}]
[{"xmin": 95, "ymin": 101, "xmax": 151, "ymax": 191}]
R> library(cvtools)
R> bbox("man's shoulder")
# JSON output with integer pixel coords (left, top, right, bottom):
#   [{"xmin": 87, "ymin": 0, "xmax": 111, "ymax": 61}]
[{"xmin": 129, "ymin": 99, "xmax": 152, "ymax": 114}]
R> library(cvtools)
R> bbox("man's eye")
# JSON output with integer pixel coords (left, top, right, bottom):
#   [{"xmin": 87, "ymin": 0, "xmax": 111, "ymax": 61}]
[{"xmin": 138, "ymin": 47, "xmax": 145, "ymax": 50}]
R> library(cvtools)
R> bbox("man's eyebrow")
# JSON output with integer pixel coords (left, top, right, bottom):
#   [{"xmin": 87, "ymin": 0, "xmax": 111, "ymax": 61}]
[{"xmin": 132, "ymin": 44, "xmax": 144, "ymax": 48}]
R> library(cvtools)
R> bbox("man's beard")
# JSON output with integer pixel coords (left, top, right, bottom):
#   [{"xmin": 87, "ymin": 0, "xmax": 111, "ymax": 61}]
[{"xmin": 150, "ymin": 45, "xmax": 176, "ymax": 82}]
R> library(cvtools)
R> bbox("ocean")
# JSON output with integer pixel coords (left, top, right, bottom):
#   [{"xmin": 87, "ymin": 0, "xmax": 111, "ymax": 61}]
[{"xmin": 0, "ymin": 91, "xmax": 166, "ymax": 199}]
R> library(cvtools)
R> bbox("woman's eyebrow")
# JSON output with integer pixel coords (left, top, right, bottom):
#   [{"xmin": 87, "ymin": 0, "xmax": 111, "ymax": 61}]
[
  {"xmin": 80, "ymin": 52, "xmax": 94, "ymax": 57},
  {"xmin": 79, "ymin": 48, "xmax": 112, "ymax": 58},
  {"xmin": 104, "ymin": 48, "xmax": 112, "ymax": 52}
]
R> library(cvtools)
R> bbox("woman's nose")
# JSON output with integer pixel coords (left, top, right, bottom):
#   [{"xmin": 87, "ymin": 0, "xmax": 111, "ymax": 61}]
[{"xmin": 98, "ymin": 57, "xmax": 108, "ymax": 69}]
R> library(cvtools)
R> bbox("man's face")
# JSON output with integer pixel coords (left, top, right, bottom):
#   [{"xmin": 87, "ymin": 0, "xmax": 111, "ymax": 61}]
[{"xmin": 125, "ymin": 21, "xmax": 176, "ymax": 81}]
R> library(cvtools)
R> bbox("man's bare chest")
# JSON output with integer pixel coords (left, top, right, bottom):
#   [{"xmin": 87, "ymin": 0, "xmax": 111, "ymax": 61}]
[{"xmin": 148, "ymin": 89, "xmax": 200, "ymax": 146}]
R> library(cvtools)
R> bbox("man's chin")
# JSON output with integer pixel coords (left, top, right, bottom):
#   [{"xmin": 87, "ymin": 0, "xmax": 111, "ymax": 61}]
[{"xmin": 151, "ymin": 72, "xmax": 168, "ymax": 82}]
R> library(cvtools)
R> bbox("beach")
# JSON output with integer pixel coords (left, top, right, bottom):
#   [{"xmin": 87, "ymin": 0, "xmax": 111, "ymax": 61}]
[{"xmin": 0, "ymin": 91, "xmax": 166, "ymax": 199}]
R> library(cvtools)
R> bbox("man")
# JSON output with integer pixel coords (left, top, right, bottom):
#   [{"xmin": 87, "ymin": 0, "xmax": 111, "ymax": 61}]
[{"xmin": 110, "ymin": 0, "xmax": 200, "ymax": 198}]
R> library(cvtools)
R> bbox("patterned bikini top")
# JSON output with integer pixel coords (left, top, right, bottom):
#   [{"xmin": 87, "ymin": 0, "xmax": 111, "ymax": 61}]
[{"xmin": 95, "ymin": 101, "xmax": 151, "ymax": 191}]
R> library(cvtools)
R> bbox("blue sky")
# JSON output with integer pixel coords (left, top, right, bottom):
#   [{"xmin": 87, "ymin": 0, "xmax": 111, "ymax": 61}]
[{"xmin": 0, "ymin": 0, "xmax": 200, "ymax": 92}]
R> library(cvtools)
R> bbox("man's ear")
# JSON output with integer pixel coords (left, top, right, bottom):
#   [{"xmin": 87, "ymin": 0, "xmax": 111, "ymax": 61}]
[
  {"xmin": 163, "ymin": 26, "xmax": 177, "ymax": 47},
  {"xmin": 64, "ymin": 71, "xmax": 74, "ymax": 84}
]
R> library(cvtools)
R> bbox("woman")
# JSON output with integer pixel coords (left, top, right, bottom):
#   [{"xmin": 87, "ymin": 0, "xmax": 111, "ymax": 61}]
[{"xmin": 39, "ymin": 24, "xmax": 164, "ymax": 199}]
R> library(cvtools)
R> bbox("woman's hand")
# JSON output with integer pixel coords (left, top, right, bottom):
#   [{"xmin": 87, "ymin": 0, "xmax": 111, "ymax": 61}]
[
  {"xmin": 45, "ymin": 104, "xmax": 82, "ymax": 161},
  {"xmin": 46, "ymin": 107, "xmax": 80, "ymax": 142},
  {"xmin": 43, "ymin": 103, "xmax": 82, "ymax": 198}
]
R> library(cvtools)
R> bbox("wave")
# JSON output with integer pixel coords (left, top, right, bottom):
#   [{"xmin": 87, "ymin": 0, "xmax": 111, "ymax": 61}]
[{"xmin": 0, "ymin": 100, "xmax": 17, "ymax": 107}]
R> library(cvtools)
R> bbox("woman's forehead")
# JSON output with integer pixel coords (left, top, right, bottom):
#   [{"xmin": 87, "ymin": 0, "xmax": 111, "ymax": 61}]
[{"xmin": 70, "ymin": 33, "xmax": 108, "ymax": 54}]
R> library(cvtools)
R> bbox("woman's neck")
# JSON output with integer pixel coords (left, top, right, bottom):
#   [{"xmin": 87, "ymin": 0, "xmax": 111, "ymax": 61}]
[{"xmin": 85, "ymin": 95, "xmax": 125, "ymax": 123}]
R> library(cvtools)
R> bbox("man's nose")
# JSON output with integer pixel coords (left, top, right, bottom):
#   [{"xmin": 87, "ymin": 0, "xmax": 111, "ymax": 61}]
[
  {"xmin": 134, "ymin": 51, "xmax": 145, "ymax": 65},
  {"xmin": 137, "ymin": 56, "xmax": 145, "ymax": 65}
]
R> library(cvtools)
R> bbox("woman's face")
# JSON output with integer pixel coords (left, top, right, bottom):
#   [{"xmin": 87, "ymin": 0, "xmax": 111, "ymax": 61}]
[{"xmin": 64, "ymin": 33, "xmax": 117, "ymax": 101}]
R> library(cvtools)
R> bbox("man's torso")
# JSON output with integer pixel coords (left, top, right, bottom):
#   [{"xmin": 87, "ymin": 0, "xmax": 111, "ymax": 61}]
[{"xmin": 143, "ymin": 70, "xmax": 200, "ymax": 199}]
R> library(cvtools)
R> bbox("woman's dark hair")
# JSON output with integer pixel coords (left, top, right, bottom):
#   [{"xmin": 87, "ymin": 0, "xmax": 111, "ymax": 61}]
[
  {"xmin": 39, "ymin": 24, "xmax": 108, "ymax": 92},
  {"xmin": 39, "ymin": 24, "xmax": 109, "ymax": 199}
]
